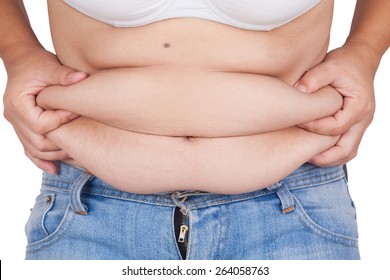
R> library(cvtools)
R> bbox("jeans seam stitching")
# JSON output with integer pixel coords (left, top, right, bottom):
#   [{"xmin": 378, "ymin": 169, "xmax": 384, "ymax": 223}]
[
  {"xmin": 292, "ymin": 196, "xmax": 358, "ymax": 248},
  {"xmin": 26, "ymin": 205, "xmax": 76, "ymax": 253}
]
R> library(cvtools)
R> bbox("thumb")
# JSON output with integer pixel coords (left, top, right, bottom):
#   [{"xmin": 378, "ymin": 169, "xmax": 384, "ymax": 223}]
[
  {"xmin": 63, "ymin": 71, "xmax": 88, "ymax": 85},
  {"xmin": 295, "ymin": 62, "xmax": 335, "ymax": 93},
  {"xmin": 48, "ymin": 64, "xmax": 88, "ymax": 87}
]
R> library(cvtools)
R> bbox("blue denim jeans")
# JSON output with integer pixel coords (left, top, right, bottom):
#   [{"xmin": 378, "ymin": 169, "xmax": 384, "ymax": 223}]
[{"xmin": 25, "ymin": 162, "xmax": 359, "ymax": 260}]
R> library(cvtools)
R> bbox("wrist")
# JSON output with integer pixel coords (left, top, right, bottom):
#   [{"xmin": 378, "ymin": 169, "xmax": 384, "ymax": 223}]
[
  {"xmin": 343, "ymin": 38, "xmax": 383, "ymax": 74},
  {"xmin": 1, "ymin": 41, "xmax": 43, "ymax": 72}
]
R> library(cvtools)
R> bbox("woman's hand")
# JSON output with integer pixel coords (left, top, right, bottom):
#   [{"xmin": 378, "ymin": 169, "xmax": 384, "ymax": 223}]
[
  {"xmin": 3, "ymin": 44, "xmax": 87, "ymax": 173},
  {"xmin": 295, "ymin": 44, "xmax": 376, "ymax": 166}
]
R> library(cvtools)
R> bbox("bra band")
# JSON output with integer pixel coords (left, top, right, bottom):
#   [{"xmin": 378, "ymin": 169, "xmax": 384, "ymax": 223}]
[{"xmin": 63, "ymin": 0, "xmax": 321, "ymax": 31}]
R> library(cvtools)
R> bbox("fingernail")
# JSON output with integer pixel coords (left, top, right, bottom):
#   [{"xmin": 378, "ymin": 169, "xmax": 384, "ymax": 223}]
[
  {"xmin": 295, "ymin": 84, "xmax": 308, "ymax": 93},
  {"xmin": 68, "ymin": 113, "xmax": 80, "ymax": 121},
  {"xmin": 66, "ymin": 72, "xmax": 86, "ymax": 83},
  {"xmin": 45, "ymin": 168, "xmax": 57, "ymax": 175},
  {"xmin": 66, "ymin": 72, "xmax": 79, "ymax": 81}
]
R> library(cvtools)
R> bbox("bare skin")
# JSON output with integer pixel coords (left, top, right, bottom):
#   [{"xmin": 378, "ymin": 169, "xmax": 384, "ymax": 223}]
[
  {"xmin": 27, "ymin": 0, "xmax": 339, "ymax": 194},
  {"xmin": 37, "ymin": 67, "xmax": 342, "ymax": 137},
  {"xmin": 47, "ymin": 117, "xmax": 339, "ymax": 194}
]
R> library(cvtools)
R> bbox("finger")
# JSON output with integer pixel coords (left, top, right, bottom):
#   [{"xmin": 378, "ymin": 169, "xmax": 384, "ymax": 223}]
[
  {"xmin": 37, "ymin": 109, "xmax": 79, "ymax": 134},
  {"xmin": 11, "ymin": 94, "xmax": 79, "ymax": 135},
  {"xmin": 295, "ymin": 62, "xmax": 335, "ymax": 93},
  {"xmin": 299, "ymin": 96, "xmax": 364, "ymax": 136},
  {"xmin": 13, "ymin": 118, "xmax": 66, "ymax": 152},
  {"xmin": 13, "ymin": 124, "xmax": 70, "ymax": 171},
  {"xmin": 309, "ymin": 145, "xmax": 353, "ymax": 167},
  {"xmin": 298, "ymin": 115, "xmax": 340, "ymax": 136},
  {"xmin": 25, "ymin": 150, "xmax": 58, "ymax": 174},
  {"xmin": 31, "ymin": 107, "xmax": 79, "ymax": 135},
  {"xmin": 299, "ymin": 110, "xmax": 351, "ymax": 136},
  {"xmin": 17, "ymin": 132, "xmax": 69, "ymax": 162},
  {"xmin": 309, "ymin": 127, "xmax": 361, "ymax": 166},
  {"xmin": 20, "ymin": 133, "xmax": 70, "ymax": 161},
  {"xmin": 16, "ymin": 129, "xmax": 70, "ymax": 161},
  {"xmin": 28, "ymin": 148, "xmax": 70, "ymax": 162},
  {"xmin": 47, "ymin": 64, "xmax": 88, "ymax": 86}
]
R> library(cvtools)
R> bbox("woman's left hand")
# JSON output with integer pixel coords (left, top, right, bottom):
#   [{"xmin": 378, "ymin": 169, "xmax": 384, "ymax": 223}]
[{"xmin": 295, "ymin": 44, "xmax": 376, "ymax": 167}]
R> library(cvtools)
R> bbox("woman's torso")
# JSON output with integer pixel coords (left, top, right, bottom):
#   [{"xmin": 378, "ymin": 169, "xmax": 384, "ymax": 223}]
[
  {"xmin": 48, "ymin": 0, "xmax": 334, "ymax": 169},
  {"xmin": 48, "ymin": 0, "xmax": 334, "ymax": 85}
]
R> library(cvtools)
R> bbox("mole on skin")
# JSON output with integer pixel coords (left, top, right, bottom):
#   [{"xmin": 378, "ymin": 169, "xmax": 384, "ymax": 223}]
[{"xmin": 163, "ymin": 43, "xmax": 171, "ymax": 48}]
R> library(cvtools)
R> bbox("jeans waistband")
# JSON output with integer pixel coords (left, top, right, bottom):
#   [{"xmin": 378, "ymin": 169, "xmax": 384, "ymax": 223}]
[{"xmin": 41, "ymin": 161, "xmax": 346, "ymax": 210}]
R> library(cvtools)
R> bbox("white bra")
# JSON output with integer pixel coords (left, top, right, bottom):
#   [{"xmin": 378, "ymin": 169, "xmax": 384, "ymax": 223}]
[{"xmin": 63, "ymin": 0, "xmax": 321, "ymax": 31}]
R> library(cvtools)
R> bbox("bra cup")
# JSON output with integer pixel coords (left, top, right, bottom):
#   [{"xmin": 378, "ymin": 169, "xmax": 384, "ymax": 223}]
[{"xmin": 207, "ymin": 0, "xmax": 319, "ymax": 27}]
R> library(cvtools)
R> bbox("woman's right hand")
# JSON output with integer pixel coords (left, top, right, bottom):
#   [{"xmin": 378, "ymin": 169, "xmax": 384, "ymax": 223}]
[{"xmin": 2, "ymin": 44, "xmax": 87, "ymax": 173}]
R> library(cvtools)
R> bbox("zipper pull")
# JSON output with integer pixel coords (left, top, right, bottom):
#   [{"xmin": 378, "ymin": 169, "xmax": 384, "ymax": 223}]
[{"xmin": 178, "ymin": 225, "xmax": 189, "ymax": 243}]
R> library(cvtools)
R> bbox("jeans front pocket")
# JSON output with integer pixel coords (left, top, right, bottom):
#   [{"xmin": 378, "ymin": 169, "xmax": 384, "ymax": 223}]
[
  {"xmin": 290, "ymin": 178, "xmax": 359, "ymax": 248},
  {"xmin": 25, "ymin": 190, "xmax": 75, "ymax": 247}
]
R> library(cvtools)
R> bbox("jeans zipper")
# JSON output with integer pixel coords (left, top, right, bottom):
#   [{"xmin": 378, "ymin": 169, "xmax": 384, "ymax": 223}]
[
  {"xmin": 178, "ymin": 220, "xmax": 189, "ymax": 244},
  {"xmin": 175, "ymin": 207, "xmax": 189, "ymax": 259}
]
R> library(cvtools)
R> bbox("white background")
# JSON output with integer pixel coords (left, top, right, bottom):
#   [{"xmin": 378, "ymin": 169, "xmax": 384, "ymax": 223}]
[{"xmin": 1, "ymin": 0, "xmax": 389, "ymax": 279}]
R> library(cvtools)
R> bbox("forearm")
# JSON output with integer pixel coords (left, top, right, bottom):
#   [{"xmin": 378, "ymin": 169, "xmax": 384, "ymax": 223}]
[
  {"xmin": 0, "ymin": 0, "xmax": 42, "ymax": 68},
  {"xmin": 46, "ymin": 118, "xmax": 338, "ymax": 194},
  {"xmin": 345, "ymin": 0, "xmax": 390, "ymax": 72},
  {"xmin": 37, "ymin": 67, "xmax": 342, "ymax": 137}
]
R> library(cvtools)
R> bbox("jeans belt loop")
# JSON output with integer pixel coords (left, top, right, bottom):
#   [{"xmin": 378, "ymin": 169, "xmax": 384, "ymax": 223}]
[
  {"xmin": 274, "ymin": 183, "xmax": 295, "ymax": 214},
  {"xmin": 70, "ymin": 170, "xmax": 94, "ymax": 215}
]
